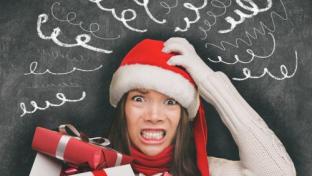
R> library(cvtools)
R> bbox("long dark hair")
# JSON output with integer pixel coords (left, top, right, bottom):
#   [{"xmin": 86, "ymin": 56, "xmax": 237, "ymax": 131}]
[{"xmin": 108, "ymin": 93, "xmax": 200, "ymax": 176}]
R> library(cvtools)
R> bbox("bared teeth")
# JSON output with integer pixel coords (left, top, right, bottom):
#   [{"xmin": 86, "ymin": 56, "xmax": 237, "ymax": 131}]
[{"xmin": 141, "ymin": 130, "xmax": 165, "ymax": 140}]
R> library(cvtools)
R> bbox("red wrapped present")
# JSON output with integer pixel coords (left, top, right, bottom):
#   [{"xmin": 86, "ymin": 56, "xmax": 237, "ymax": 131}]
[
  {"xmin": 32, "ymin": 125, "xmax": 133, "ymax": 170},
  {"xmin": 71, "ymin": 164, "xmax": 135, "ymax": 176}
]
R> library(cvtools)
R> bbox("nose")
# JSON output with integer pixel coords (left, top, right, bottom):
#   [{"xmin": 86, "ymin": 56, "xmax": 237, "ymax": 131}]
[{"xmin": 144, "ymin": 102, "xmax": 165, "ymax": 123}]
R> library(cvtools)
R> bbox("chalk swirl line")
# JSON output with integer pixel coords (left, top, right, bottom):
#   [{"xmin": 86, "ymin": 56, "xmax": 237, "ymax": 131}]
[
  {"xmin": 20, "ymin": 91, "xmax": 86, "ymax": 117},
  {"xmin": 50, "ymin": 2, "xmax": 121, "ymax": 40},
  {"xmin": 206, "ymin": 32, "xmax": 276, "ymax": 65},
  {"xmin": 160, "ymin": 0, "xmax": 178, "ymax": 14},
  {"xmin": 24, "ymin": 61, "xmax": 103, "ymax": 76},
  {"xmin": 232, "ymin": 50, "xmax": 299, "ymax": 81},
  {"xmin": 37, "ymin": 13, "xmax": 112, "ymax": 54},
  {"xmin": 205, "ymin": 0, "xmax": 288, "ymax": 51}
]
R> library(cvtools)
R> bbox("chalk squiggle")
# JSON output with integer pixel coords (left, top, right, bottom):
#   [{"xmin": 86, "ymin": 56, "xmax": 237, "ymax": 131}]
[
  {"xmin": 37, "ymin": 14, "xmax": 112, "ymax": 54},
  {"xmin": 50, "ymin": 2, "xmax": 120, "ymax": 40},
  {"xmin": 24, "ymin": 61, "xmax": 103, "ymax": 76},
  {"xmin": 20, "ymin": 91, "xmax": 86, "ymax": 117},
  {"xmin": 205, "ymin": 0, "xmax": 287, "ymax": 51},
  {"xmin": 206, "ymin": 32, "xmax": 276, "ymax": 64},
  {"xmin": 134, "ymin": 0, "xmax": 167, "ymax": 24},
  {"xmin": 232, "ymin": 50, "xmax": 299, "ymax": 81},
  {"xmin": 218, "ymin": 0, "xmax": 273, "ymax": 34},
  {"xmin": 199, "ymin": 0, "xmax": 232, "ymax": 40},
  {"xmin": 88, "ymin": 0, "xmax": 147, "ymax": 32},
  {"xmin": 175, "ymin": 0, "xmax": 208, "ymax": 32},
  {"xmin": 160, "ymin": 0, "xmax": 178, "ymax": 14},
  {"xmin": 25, "ymin": 82, "xmax": 81, "ymax": 89}
]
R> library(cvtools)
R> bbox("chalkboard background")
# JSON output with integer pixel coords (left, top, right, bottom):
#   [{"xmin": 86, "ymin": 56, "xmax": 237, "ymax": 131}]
[{"xmin": 0, "ymin": 0, "xmax": 311, "ymax": 175}]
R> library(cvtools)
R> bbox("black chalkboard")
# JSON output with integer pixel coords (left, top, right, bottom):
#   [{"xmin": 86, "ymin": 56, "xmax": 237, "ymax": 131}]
[{"xmin": 0, "ymin": 0, "xmax": 311, "ymax": 175}]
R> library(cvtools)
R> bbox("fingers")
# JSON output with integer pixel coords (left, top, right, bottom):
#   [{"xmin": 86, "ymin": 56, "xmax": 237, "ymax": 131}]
[
  {"xmin": 167, "ymin": 55, "xmax": 189, "ymax": 68},
  {"xmin": 162, "ymin": 43, "xmax": 188, "ymax": 55},
  {"xmin": 164, "ymin": 37, "xmax": 190, "ymax": 45},
  {"xmin": 162, "ymin": 37, "xmax": 195, "ymax": 54}
]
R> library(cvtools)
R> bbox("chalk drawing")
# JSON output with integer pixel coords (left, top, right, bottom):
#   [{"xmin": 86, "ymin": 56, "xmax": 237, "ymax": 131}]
[
  {"xmin": 20, "ymin": 91, "xmax": 86, "ymax": 117},
  {"xmin": 51, "ymin": 2, "xmax": 120, "ymax": 40},
  {"xmin": 232, "ymin": 50, "xmax": 299, "ymax": 81},
  {"xmin": 199, "ymin": 0, "xmax": 232, "ymax": 40},
  {"xmin": 205, "ymin": 0, "xmax": 287, "ymax": 51},
  {"xmin": 206, "ymin": 32, "xmax": 276, "ymax": 64},
  {"xmin": 134, "ymin": 0, "xmax": 167, "ymax": 24},
  {"xmin": 24, "ymin": 61, "xmax": 103, "ymax": 76},
  {"xmin": 175, "ymin": 0, "xmax": 208, "ymax": 32},
  {"xmin": 37, "ymin": 14, "xmax": 112, "ymax": 54},
  {"xmin": 160, "ymin": 0, "xmax": 178, "ymax": 14},
  {"xmin": 88, "ymin": 0, "xmax": 147, "ymax": 32}
]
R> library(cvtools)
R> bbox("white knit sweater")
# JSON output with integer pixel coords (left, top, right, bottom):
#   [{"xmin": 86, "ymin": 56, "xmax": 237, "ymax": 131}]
[{"xmin": 198, "ymin": 71, "xmax": 296, "ymax": 176}]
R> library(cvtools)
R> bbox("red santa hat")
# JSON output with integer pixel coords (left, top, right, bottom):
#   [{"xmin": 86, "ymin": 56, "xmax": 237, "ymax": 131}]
[{"xmin": 109, "ymin": 39, "xmax": 209, "ymax": 176}]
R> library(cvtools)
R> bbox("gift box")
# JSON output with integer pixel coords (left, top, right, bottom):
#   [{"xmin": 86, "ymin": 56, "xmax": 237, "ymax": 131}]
[
  {"xmin": 29, "ymin": 154, "xmax": 135, "ymax": 176},
  {"xmin": 72, "ymin": 164, "xmax": 135, "ymax": 176},
  {"xmin": 32, "ymin": 126, "xmax": 133, "ymax": 170},
  {"xmin": 29, "ymin": 153, "xmax": 63, "ymax": 176}
]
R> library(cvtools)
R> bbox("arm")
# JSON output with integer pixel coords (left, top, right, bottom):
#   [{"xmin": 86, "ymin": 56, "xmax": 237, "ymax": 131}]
[{"xmin": 163, "ymin": 37, "xmax": 296, "ymax": 176}]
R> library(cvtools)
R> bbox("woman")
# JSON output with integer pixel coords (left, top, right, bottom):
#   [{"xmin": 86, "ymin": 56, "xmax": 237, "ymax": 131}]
[{"xmin": 108, "ymin": 37, "xmax": 296, "ymax": 176}]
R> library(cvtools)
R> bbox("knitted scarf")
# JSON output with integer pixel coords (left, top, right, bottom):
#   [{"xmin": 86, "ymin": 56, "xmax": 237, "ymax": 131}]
[{"xmin": 130, "ymin": 145, "xmax": 173, "ymax": 176}]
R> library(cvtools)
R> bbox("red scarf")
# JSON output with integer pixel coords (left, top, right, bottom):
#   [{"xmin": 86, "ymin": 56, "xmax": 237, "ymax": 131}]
[{"xmin": 130, "ymin": 145, "xmax": 173, "ymax": 176}]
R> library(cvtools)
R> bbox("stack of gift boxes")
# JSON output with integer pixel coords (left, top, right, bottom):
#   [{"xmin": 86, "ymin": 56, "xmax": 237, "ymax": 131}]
[{"xmin": 29, "ymin": 126, "xmax": 135, "ymax": 176}]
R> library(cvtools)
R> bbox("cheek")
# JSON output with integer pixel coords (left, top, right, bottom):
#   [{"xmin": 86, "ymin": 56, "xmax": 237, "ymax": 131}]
[
  {"xmin": 167, "ymin": 107, "xmax": 181, "ymax": 128},
  {"xmin": 125, "ymin": 103, "xmax": 143, "ymax": 130}
]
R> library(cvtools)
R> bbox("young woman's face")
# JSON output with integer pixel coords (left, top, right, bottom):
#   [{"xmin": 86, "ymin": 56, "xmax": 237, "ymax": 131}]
[{"xmin": 125, "ymin": 89, "xmax": 181, "ymax": 156}]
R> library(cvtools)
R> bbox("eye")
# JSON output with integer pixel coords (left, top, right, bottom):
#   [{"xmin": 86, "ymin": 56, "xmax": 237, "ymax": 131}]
[
  {"xmin": 131, "ymin": 95, "xmax": 144, "ymax": 102},
  {"xmin": 165, "ymin": 98, "xmax": 177, "ymax": 105}
]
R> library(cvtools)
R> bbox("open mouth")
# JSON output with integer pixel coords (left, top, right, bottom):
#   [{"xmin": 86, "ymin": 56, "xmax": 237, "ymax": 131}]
[{"xmin": 140, "ymin": 129, "xmax": 166, "ymax": 142}]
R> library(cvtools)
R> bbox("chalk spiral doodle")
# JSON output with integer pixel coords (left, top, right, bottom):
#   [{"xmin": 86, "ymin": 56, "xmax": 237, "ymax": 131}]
[
  {"xmin": 20, "ymin": 91, "xmax": 86, "ymax": 117},
  {"xmin": 87, "ymin": 0, "xmax": 147, "ymax": 33},
  {"xmin": 37, "ymin": 14, "xmax": 112, "ymax": 54},
  {"xmin": 175, "ymin": 0, "xmax": 208, "ymax": 32},
  {"xmin": 160, "ymin": 0, "xmax": 179, "ymax": 14},
  {"xmin": 232, "ymin": 51, "xmax": 299, "ymax": 81},
  {"xmin": 50, "ymin": 2, "xmax": 121, "ymax": 40},
  {"xmin": 24, "ymin": 61, "xmax": 103, "ymax": 76},
  {"xmin": 204, "ymin": 0, "xmax": 287, "ymax": 51}
]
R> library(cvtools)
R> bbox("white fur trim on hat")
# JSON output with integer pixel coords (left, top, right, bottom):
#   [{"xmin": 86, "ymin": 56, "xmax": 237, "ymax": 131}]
[{"xmin": 109, "ymin": 64, "xmax": 200, "ymax": 120}]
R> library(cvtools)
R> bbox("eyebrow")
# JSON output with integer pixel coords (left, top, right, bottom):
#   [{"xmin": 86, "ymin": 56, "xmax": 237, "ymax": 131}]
[{"xmin": 131, "ymin": 88, "xmax": 149, "ymax": 94}]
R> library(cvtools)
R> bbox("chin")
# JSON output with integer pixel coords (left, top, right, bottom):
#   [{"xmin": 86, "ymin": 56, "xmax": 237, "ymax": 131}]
[{"xmin": 141, "ymin": 145, "xmax": 166, "ymax": 156}]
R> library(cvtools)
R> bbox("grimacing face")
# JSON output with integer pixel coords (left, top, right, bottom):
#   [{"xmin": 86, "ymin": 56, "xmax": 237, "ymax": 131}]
[{"xmin": 125, "ymin": 89, "xmax": 181, "ymax": 156}]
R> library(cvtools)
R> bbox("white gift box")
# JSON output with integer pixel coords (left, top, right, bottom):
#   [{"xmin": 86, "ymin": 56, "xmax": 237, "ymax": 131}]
[
  {"xmin": 72, "ymin": 164, "xmax": 135, "ymax": 176},
  {"xmin": 29, "ymin": 153, "xmax": 135, "ymax": 176},
  {"xmin": 29, "ymin": 153, "xmax": 63, "ymax": 176}
]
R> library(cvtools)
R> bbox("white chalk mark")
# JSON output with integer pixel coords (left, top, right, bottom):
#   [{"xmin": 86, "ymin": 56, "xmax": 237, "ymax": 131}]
[
  {"xmin": 206, "ymin": 0, "xmax": 287, "ymax": 51},
  {"xmin": 160, "ymin": 0, "xmax": 178, "ymax": 14},
  {"xmin": 51, "ymin": 2, "xmax": 120, "ymax": 40},
  {"xmin": 88, "ymin": 0, "xmax": 147, "ymax": 33},
  {"xmin": 134, "ymin": 0, "xmax": 167, "ymax": 24},
  {"xmin": 206, "ymin": 32, "xmax": 276, "ymax": 64},
  {"xmin": 20, "ymin": 91, "xmax": 86, "ymax": 117},
  {"xmin": 25, "ymin": 82, "xmax": 81, "ymax": 89},
  {"xmin": 219, "ymin": 0, "xmax": 273, "ymax": 33},
  {"xmin": 24, "ymin": 61, "xmax": 103, "ymax": 76},
  {"xmin": 37, "ymin": 14, "xmax": 112, "ymax": 54},
  {"xmin": 232, "ymin": 50, "xmax": 299, "ymax": 81},
  {"xmin": 199, "ymin": 0, "xmax": 232, "ymax": 40},
  {"xmin": 174, "ymin": 0, "xmax": 208, "ymax": 32}
]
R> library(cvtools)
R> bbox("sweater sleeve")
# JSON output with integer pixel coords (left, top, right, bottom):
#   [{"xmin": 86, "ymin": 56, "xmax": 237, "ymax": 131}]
[{"xmin": 196, "ymin": 71, "xmax": 296, "ymax": 176}]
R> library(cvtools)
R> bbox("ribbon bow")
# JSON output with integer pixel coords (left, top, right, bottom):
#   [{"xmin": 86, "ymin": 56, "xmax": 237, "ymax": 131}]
[{"xmin": 58, "ymin": 124, "xmax": 110, "ymax": 147}]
